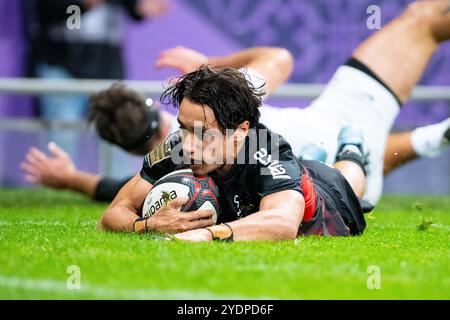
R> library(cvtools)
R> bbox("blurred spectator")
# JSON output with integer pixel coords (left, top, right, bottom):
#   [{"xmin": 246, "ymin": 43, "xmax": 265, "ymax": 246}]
[{"xmin": 23, "ymin": 0, "xmax": 169, "ymax": 156}]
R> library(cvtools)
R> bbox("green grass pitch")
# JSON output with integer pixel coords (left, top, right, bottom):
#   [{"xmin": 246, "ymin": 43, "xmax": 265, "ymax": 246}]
[{"xmin": 0, "ymin": 189, "xmax": 449, "ymax": 299}]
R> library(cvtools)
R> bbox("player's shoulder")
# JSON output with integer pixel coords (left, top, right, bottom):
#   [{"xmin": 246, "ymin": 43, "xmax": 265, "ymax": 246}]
[{"xmin": 143, "ymin": 131, "xmax": 181, "ymax": 170}]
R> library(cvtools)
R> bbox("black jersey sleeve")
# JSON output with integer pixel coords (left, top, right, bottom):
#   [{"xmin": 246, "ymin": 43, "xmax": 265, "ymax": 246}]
[
  {"xmin": 140, "ymin": 131, "xmax": 185, "ymax": 184},
  {"xmin": 254, "ymin": 139, "xmax": 303, "ymax": 198},
  {"xmin": 93, "ymin": 176, "xmax": 132, "ymax": 202}
]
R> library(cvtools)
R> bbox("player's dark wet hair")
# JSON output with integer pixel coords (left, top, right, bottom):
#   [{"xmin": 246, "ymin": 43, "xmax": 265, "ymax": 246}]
[
  {"xmin": 88, "ymin": 83, "xmax": 160, "ymax": 155},
  {"xmin": 161, "ymin": 66, "xmax": 263, "ymax": 132}
]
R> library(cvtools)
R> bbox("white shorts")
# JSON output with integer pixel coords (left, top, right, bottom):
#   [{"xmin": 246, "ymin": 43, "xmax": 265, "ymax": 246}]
[{"xmin": 259, "ymin": 65, "xmax": 400, "ymax": 204}]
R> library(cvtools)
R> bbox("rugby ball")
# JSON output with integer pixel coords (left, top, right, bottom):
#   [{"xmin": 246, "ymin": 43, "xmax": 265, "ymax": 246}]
[{"xmin": 142, "ymin": 169, "xmax": 220, "ymax": 224}]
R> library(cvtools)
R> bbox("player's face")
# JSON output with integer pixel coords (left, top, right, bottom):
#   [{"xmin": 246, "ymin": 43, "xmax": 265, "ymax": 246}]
[{"xmin": 178, "ymin": 98, "xmax": 235, "ymax": 176}]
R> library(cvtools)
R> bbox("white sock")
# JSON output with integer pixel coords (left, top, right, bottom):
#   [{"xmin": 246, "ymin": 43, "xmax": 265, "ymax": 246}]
[{"xmin": 411, "ymin": 118, "xmax": 450, "ymax": 158}]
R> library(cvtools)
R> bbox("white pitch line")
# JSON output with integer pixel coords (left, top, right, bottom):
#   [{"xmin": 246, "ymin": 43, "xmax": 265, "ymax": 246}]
[
  {"xmin": 429, "ymin": 223, "xmax": 450, "ymax": 231},
  {"xmin": 0, "ymin": 221, "xmax": 95, "ymax": 227},
  {"xmin": 0, "ymin": 275, "xmax": 272, "ymax": 300}
]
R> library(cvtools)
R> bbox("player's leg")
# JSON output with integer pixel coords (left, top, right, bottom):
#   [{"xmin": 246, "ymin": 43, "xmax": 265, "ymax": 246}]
[
  {"xmin": 298, "ymin": 127, "xmax": 370, "ymax": 236},
  {"xmin": 305, "ymin": 0, "xmax": 450, "ymax": 204},
  {"xmin": 383, "ymin": 132, "xmax": 416, "ymax": 175},
  {"xmin": 333, "ymin": 126, "xmax": 367, "ymax": 198},
  {"xmin": 334, "ymin": 161, "xmax": 365, "ymax": 198},
  {"xmin": 383, "ymin": 118, "xmax": 450, "ymax": 174},
  {"xmin": 353, "ymin": 0, "xmax": 450, "ymax": 102},
  {"xmin": 272, "ymin": 1, "xmax": 450, "ymax": 205}
]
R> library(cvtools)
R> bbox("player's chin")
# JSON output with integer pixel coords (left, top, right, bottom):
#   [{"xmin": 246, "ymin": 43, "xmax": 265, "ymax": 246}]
[{"xmin": 189, "ymin": 164, "xmax": 217, "ymax": 176}]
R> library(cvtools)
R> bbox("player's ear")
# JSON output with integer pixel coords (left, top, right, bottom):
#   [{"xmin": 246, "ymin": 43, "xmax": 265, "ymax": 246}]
[{"xmin": 234, "ymin": 121, "xmax": 250, "ymax": 142}]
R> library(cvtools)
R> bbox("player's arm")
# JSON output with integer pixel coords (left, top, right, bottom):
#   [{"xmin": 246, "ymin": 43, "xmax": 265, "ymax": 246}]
[
  {"xmin": 97, "ymin": 173, "xmax": 151, "ymax": 232},
  {"xmin": 175, "ymin": 190, "xmax": 304, "ymax": 242},
  {"xmin": 99, "ymin": 132, "xmax": 215, "ymax": 233},
  {"xmin": 93, "ymin": 177, "xmax": 132, "ymax": 202},
  {"xmin": 97, "ymin": 174, "xmax": 215, "ymax": 233},
  {"xmin": 20, "ymin": 142, "xmax": 131, "ymax": 201},
  {"xmin": 224, "ymin": 190, "xmax": 304, "ymax": 241},
  {"xmin": 155, "ymin": 46, "xmax": 294, "ymax": 95},
  {"xmin": 21, "ymin": 142, "xmax": 101, "ymax": 198},
  {"xmin": 208, "ymin": 47, "xmax": 293, "ymax": 95}
]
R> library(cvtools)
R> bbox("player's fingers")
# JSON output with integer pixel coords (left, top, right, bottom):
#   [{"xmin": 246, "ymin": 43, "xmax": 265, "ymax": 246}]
[
  {"xmin": 158, "ymin": 47, "xmax": 175, "ymax": 57},
  {"xmin": 170, "ymin": 46, "xmax": 190, "ymax": 56},
  {"xmin": 155, "ymin": 54, "xmax": 168, "ymax": 66},
  {"xmin": 48, "ymin": 141, "xmax": 69, "ymax": 159},
  {"xmin": 155, "ymin": 56, "xmax": 180, "ymax": 70},
  {"xmin": 167, "ymin": 76, "xmax": 181, "ymax": 85},
  {"xmin": 187, "ymin": 210, "xmax": 214, "ymax": 221},
  {"xmin": 187, "ymin": 218, "xmax": 214, "ymax": 230},
  {"xmin": 29, "ymin": 147, "xmax": 49, "ymax": 163},
  {"xmin": 157, "ymin": 51, "xmax": 173, "ymax": 60},
  {"xmin": 24, "ymin": 174, "xmax": 39, "ymax": 184},
  {"xmin": 159, "ymin": 46, "xmax": 183, "ymax": 57},
  {"xmin": 20, "ymin": 162, "xmax": 40, "ymax": 175},
  {"xmin": 169, "ymin": 196, "xmax": 189, "ymax": 209},
  {"xmin": 162, "ymin": 48, "xmax": 186, "ymax": 60},
  {"xmin": 26, "ymin": 152, "xmax": 46, "ymax": 169}
]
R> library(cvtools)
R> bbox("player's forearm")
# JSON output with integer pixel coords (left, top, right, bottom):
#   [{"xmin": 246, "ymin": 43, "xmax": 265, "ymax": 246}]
[
  {"xmin": 209, "ymin": 47, "xmax": 289, "ymax": 69},
  {"xmin": 226, "ymin": 209, "xmax": 300, "ymax": 241},
  {"xmin": 66, "ymin": 170, "xmax": 102, "ymax": 199},
  {"xmin": 97, "ymin": 174, "xmax": 153, "ymax": 232},
  {"xmin": 97, "ymin": 205, "xmax": 138, "ymax": 232},
  {"xmin": 208, "ymin": 47, "xmax": 294, "ymax": 94}
]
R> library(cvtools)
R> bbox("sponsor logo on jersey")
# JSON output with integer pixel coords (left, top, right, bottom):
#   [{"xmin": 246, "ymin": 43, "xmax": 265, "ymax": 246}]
[
  {"xmin": 148, "ymin": 136, "xmax": 172, "ymax": 167},
  {"xmin": 253, "ymin": 148, "xmax": 291, "ymax": 180}
]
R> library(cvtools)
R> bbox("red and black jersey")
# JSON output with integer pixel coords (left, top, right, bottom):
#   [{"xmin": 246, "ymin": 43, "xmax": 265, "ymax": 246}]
[
  {"xmin": 140, "ymin": 123, "xmax": 368, "ymax": 236},
  {"xmin": 140, "ymin": 124, "xmax": 305, "ymax": 219}
]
